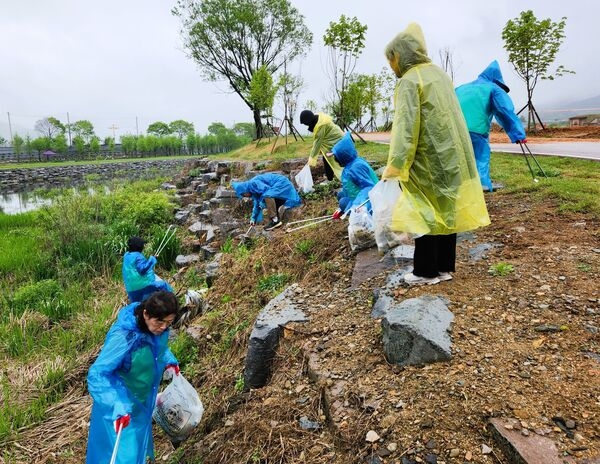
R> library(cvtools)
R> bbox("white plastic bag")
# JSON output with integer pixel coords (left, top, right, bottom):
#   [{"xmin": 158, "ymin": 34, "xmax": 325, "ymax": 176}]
[
  {"xmin": 347, "ymin": 206, "xmax": 376, "ymax": 251},
  {"xmin": 368, "ymin": 180, "xmax": 406, "ymax": 254},
  {"xmin": 153, "ymin": 373, "xmax": 204, "ymax": 444},
  {"xmin": 294, "ymin": 164, "xmax": 314, "ymax": 193}
]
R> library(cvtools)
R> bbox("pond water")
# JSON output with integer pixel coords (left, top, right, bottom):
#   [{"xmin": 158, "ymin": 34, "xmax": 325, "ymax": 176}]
[
  {"xmin": 0, "ymin": 191, "xmax": 53, "ymax": 215},
  {"xmin": 0, "ymin": 186, "xmax": 111, "ymax": 215}
]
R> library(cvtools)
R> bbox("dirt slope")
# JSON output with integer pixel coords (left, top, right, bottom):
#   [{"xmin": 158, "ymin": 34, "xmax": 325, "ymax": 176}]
[{"xmin": 175, "ymin": 192, "xmax": 599, "ymax": 463}]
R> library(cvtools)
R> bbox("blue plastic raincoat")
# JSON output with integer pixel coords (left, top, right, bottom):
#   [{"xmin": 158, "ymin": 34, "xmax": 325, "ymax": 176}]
[
  {"xmin": 332, "ymin": 132, "xmax": 379, "ymax": 213},
  {"xmin": 455, "ymin": 60, "xmax": 526, "ymax": 190},
  {"xmin": 382, "ymin": 23, "xmax": 490, "ymax": 236},
  {"xmin": 122, "ymin": 252, "xmax": 173, "ymax": 303},
  {"xmin": 86, "ymin": 303, "xmax": 177, "ymax": 464},
  {"xmin": 308, "ymin": 113, "xmax": 344, "ymax": 180},
  {"xmin": 232, "ymin": 173, "xmax": 302, "ymax": 224}
]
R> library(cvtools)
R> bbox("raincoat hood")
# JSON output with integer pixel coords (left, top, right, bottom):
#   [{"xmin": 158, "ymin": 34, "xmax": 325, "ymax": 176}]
[
  {"xmin": 478, "ymin": 60, "xmax": 509, "ymax": 93},
  {"xmin": 115, "ymin": 302, "xmax": 139, "ymax": 332},
  {"xmin": 384, "ymin": 22, "xmax": 430, "ymax": 77},
  {"xmin": 232, "ymin": 181, "xmax": 252, "ymax": 198},
  {"xmin": 331, "ymin": 132, "xmax": 357, "ymax": 167}
]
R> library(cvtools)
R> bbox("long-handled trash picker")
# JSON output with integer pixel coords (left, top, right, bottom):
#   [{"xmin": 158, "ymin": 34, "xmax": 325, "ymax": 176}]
[
  {"xmin": 285, "ymin": 216, "xmax": 333, "ymax": 233},
  {"xmin": 518, "ymin": 141, "xmax": 548, "ymax": 182},
  {"xmin": 155, "ymin": 225, "xmax": 177, "ymax": 257},
  {"xmin": 109, "ymin": 422, "xmax": 124, "ymax": 464}
]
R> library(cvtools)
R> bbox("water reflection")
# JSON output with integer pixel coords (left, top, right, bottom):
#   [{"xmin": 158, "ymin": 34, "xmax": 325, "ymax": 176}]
[
  {"xmin": 0, "ymin": 191, "xmax": 53, "ymax": 214},
  {"xmin": 0, "ymin": 186, "xmax": 111, "ymax": 215}
]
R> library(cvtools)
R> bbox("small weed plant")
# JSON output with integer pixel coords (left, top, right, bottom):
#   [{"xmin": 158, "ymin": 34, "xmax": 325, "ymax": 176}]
[{"xmin": 488, "ymin": 262, "xmax": 515, "ymax": 276}]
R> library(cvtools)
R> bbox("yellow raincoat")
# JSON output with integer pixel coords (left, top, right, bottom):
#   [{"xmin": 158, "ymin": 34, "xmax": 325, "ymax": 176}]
[
  {"xmin": 308, "ymin": 113, "xmax": 344, "ymax": 180},
  {"xmin": 382, "ymin": 23, "xmax": 490, "ymax": 235}
]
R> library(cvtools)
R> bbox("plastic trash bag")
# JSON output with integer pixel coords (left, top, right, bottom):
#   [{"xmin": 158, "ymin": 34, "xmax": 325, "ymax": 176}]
[
  {"xmin": 294, "ymin": 164, "xmax": 314, "ymax": 193},
  {"xmin": 348, "ymin": 206, "xmax": 376, "ymax": 252},
  {"xmin": 153, "ymin": 373, "xmax": 204, "ymax": 444},
  {"xmin": 368, "ymin": 180, "xmax": 406, "ymax": 254}
]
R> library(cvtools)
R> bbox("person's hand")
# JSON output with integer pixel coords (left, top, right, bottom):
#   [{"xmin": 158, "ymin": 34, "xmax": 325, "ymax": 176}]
[
  {"xmin": 114, "ymin": 414, "xmax": 130, "ymax": 433},
  {"xmin": 250, "ymin": 220, "xmax": 256, "ymax": 226},
  {"xmin": 165, "ymin": 363, "xmax": 180, "ymax": 377},
  {"xmin": 332, "ymin": 209, "xmax": 343, "ymax": 220},
  {"xmin": 516, "ymin": 138, "xmax": 528, "ymax": 144},
  {"xmin": 307, "ymin": 157, "xmax": 317, "ymax": 167},
  {"xmin": 382, "ymin": 165, "xmax": 402, "ymax": 180}
]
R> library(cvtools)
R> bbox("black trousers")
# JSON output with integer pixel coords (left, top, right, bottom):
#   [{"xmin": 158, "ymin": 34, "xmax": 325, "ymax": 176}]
[
  {"xmin": 413, "ymin": 233, "xmax": 457, "ymax": 278},
  {"xmin": 323, "ymin": 156, "xmax": 334, "ymax": 181}
]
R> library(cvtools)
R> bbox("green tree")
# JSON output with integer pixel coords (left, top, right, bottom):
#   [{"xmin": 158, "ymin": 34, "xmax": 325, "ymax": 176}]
[
  {"xmin": 249, "ymin": 66, "xmax": 278, "ymax": 134},
  {"xmin": 185, "ymin": 132, "xmax": 197, "ymax": 155},
  {"xmin": 12, "ymin": 134, "xmax": 24, "ymax": 162},
  {"xmin": 502, "ymin": 10, "xmax": 574, "ymax": 130},
  {"xmin": 52, "ymin": 133, "xmax": 69, "ymax": 158},
  {"xmin": 69, "ymin": 120, "xmax": 96, "ymax": 144},
  {"xmin": 73, "ymin": 135, "xmax": 86, "ymax": 158},
  {"xmin": 31, "ymin": 137, "xmax": 50, "ymax": 162},
  {"xmin": 147, "ymin": 121, "xmax": 171, "ymax": 137},
  {"xmin": 104, "ymin": 136, "xmax": 116, "ymax": 154},
  {"xmin": 169, "ymin": 120, "xmax": 194, "ymax": 139},
  {"xmin": 0, "ymin": 136, "xmax": 6, "ymax": 146},
  {"xmin": 89, "ymin": 136, "xmax": 101, "ymax": 156},
  {"xmin": 323, "ymin": 15, "xmax": 367, "ymax": 127},
  {"xmin": 233, "ymin": 122, "xmax": 256, "ymax": 139},
  {"xmin": 34, "ymin": 117, "xmax": 65, "ymax": 139},
  {"xmin": 173, "ymin": 0, "xmax": 312, "ymax": 139},
  {"xmin": 120, "ymin": 135, "xmax": 137, "ymax": 156}
]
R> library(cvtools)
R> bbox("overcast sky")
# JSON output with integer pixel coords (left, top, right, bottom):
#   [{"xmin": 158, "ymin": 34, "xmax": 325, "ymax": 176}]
[{"xmin": 1, "ymin": 0, "xmax": 598, "ymax": 141}]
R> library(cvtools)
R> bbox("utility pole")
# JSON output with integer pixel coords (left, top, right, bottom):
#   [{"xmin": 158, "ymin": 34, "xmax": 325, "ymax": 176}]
[
  {"xmin": 66, "ymin": 112, "xmax": 72, "ymax": 146},
  {"xmin": 135, "ymin": 116, "xmax": 139, "ymax": 137},
  {"xmin": 108, "ymin": 124, "xmax": 119, "ymax": 139},
  {"xmin": 7, "ymin": 112, "xmax": 13, "ymax": 141}
]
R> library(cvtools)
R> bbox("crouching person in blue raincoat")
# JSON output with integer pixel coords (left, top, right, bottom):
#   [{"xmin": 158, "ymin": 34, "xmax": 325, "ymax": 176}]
[
  {"xmin": 331, "ymin": 132, "xmax": 379, "ymax": 218},
  {"xmin": 232, "ymin": 173, "xmax": 302, "ymax": 231},
  {"xmin": 86, "ymin": 291, "xmax": 180, "ymax": 464},
  {"xmin": 455, "ymin": 60, "xmax": 526, "ymax": 191},
  {"xmin": 122, "ymin": 236, "xmax": 174, "ymax": 303}
]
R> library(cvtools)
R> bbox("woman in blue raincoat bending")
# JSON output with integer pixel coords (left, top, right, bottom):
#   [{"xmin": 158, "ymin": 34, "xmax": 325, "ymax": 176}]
[
  {"xmin": 86, "ymin": 291, "xmax": 180, "ymax": 464},
  {"xmin": 331, "ymin": 132, "xmax": 379, "ymax": 216},
  {"xmin": 232, "ymin": 173, "xmax": 302, "ymax": 231}
]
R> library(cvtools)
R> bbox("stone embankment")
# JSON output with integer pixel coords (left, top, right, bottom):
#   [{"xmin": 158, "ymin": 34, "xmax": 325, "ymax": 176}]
[{"xmin": 0, "ymin": 158, "xmax": 191, "ymax": 194}]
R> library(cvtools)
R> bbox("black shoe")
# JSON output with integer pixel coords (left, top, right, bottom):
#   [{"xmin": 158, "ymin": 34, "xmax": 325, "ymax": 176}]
[{"xmin": 264, "ymin": 218, "xmax": 282, "ymax": 231}]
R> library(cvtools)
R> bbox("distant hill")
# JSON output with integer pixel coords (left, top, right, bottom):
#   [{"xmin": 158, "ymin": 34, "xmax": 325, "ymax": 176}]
[{"xmin": 538, "ymin": 94, "xmax": 600, "ymax": 122}]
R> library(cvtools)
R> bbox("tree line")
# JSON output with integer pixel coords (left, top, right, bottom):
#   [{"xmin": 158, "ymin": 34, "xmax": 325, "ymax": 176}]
[{"xmin": 6, "ymin": 119, "xmax": 255, "ymax": 162}]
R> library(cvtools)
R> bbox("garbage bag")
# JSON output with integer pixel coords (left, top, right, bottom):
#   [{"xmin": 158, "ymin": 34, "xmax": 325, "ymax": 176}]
[
  {"xmin": 368, "ymin": 180, "xmax": 407, "ymax": 254},
  {"xmin": 153, "ymin": 373, "xmax": 204, "ymax": 444},
  {"xmin": 348, "ymin": 206, "xmax": 375, "ymax": 252},
  {"xmin": 294, "ymin": 164, "xmax": 314, "ymax": 193}
]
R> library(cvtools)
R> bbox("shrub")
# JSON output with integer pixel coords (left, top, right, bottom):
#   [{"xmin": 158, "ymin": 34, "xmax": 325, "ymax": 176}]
[{"xmin": 11, "ymin": 280, "xmax": 62, "ymax": 315}]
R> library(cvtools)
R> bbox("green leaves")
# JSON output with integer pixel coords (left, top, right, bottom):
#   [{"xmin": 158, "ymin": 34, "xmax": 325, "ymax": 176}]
[{"xmin": 323, "ymin": 15, "xmax": 367, "ymax": 57}]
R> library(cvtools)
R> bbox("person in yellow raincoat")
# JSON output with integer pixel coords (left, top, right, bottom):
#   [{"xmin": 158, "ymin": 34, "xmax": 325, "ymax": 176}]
[
  {"xmin": 382, "ymin": 23, "xmax": 490, "ymax": 285},
  {"xmin": 299, "ymin": 110, "xmax": 344, "ymax": 181}
]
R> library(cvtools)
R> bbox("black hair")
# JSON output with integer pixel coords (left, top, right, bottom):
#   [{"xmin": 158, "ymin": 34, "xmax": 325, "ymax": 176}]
[
  {"xmin": 134, "ymin": 291, "xmax": 179, "ymax": 333},
  {"xmin": 127, "ymin": 236, "xmax": 145, "ymax": 253},
  {"xmin": 300, "ymin": 110, "xmax": 319, "ymax": 132}
]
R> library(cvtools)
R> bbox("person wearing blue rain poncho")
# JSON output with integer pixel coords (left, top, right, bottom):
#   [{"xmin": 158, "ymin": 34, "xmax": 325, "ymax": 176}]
[
  {"xmin": 330, "ymin": 132, "xmax": 379, "ymax": 217},
  {"xmin": 86, "ymin": 291, "xmax": 180, "ymax": 464},
  {"xmin": 455, "ymin": 60, "xmax": 527, "ymax": 191},
  {"xmin": 122, "ymin": 236, "xmax": 174, "ymax": 303},
  {"xmin": 232, "ymin": 173, "xmax": 302, "ymax": 231}
]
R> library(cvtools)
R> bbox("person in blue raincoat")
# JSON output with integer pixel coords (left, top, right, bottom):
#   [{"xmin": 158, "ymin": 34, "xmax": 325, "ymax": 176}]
[
  {"xmin": 122, "ymin": 236, "xmax": 174, "ymax": 303},
  {"xmin": 86, "ymin": 291, "xmax": 180, "ymax": 464},
  {"xmin": 455, "ymin": 60, "xmax": 527, "ymax": 191},
  {"xmin": 330, "ymin": 132, "xmax": 379, "ymax": 217},
  {"xmin": 232, "ymin": 173, "xmax": 302, "ymax": 231}
]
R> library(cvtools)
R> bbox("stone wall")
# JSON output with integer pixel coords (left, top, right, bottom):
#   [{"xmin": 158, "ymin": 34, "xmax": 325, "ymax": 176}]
[{"xmin": 0, "ymin": 159, "xmax": 192, "ymax": 194}]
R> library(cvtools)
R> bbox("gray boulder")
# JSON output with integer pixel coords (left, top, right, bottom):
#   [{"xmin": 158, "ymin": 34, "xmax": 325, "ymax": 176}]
[{"xmin": 382, "ymin": 295, "xmax": 453, "ymax": 366}]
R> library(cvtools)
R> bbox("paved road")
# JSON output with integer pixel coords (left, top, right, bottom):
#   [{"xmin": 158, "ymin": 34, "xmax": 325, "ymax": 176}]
[
  {"xmin": 490, "ymin": 142, "xmax": 600, "ymax": 161},
  {"xmin": 358, "ymin": 133, "xmax": 600, "ymax": 161}
]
